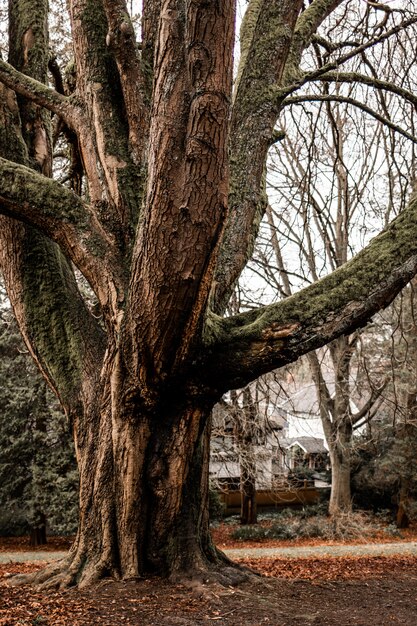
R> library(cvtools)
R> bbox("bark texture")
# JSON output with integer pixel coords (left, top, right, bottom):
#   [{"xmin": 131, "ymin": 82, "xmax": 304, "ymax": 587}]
[{"xmin": 1, "ymin": 0, "xmax": 417, "ymax": 587}]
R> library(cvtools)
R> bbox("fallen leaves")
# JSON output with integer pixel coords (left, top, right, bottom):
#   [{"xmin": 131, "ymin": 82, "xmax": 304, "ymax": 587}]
[
  {"xmin": 2, "ymin": 552, "xmax": 417, "ymax": 625},
  {"xmin": 239, "ymin": 554, "xmax": 417, "ymax": 581}
]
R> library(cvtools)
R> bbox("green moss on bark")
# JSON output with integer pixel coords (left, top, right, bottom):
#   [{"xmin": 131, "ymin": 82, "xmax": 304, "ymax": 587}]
[
  {"xmin": 21, "ymin": 231, "xmax": 83, "ymax": 403},
  {"xmin": 8, "ymin": 0, "xmax": 49, "ymax": 81},
  {"xmin": 8, "ymin": 0, "xmax": 52, "ymax": 169},
  {"xmin": 208, "ymin": 193, "xmax": 417, "ymax": 348}
]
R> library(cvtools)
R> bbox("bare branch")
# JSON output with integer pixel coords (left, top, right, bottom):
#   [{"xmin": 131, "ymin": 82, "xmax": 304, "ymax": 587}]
[
  {"xmin": 315, "ymin": 71, "xmax": 417, "ymax": 109},
  {"xmin": 205, "ymin": 193, "xmax": 417, "ymax": 391},
  {"xmin": 281, "ymin": 15, "xmax": 417, "ymax": 98},
  {"xmin": 283, "ymin": 94, "xmax": 417, "ymax": 144},
  {"xmin": 351, "ymin": 378, "xmax": 388, "ymax": 425}
]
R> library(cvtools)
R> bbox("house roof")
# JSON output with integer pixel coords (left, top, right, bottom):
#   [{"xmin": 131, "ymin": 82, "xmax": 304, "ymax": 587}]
[
  {"xmin": 279, "ymin": 384, "xmax": 319, "ymax": 415},
  {"xmin": 278, "ymin": 381, "xmax": 359, "ymax": 416},
  {"xmin": 284, "ymin": 436, "xmax": 328, "ymax": 454}
]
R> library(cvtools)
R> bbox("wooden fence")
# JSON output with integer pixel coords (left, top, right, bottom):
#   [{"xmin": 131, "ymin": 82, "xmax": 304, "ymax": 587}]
[{"xmin": 218, "ymin": 486, "xmax": 322, "ymax": 515}]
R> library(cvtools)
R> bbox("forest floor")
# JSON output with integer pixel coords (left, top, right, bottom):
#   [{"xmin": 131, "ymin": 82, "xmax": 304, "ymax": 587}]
[{"xmin": 2, "ymin": 519, "xmax": 417, "ymax": 625}]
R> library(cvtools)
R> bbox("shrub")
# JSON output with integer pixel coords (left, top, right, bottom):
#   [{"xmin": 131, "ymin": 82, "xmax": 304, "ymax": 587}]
[
  {"xmin": 0, "ymin": 507, "xmax": 29, "ymax": 536},
  {"xmin": 231, "ymin": 522, "xmax": 298, "ymax": 541},
  {"xmin": 231, "ymin": 509, "xmax": 399, "ymax": 542},
  {"xmin": 209, "ymin": 488, "xmax": 224, "ymax": 520}
]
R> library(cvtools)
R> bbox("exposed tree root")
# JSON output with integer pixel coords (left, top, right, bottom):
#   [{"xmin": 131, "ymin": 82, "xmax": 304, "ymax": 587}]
[
  {"xmin": 7, "ymin": 545, "xmax": 258, "ymax": 591},
  {"xmin": 169, "ymin": 548, "xmax": 259, "ymax": 589},
  {"xmin": 7, "ymin": 545, "xmax": 120, "ymax": 590},
  {"xmin": 173, "ymin": 565, "xmax": 256, "ymax": 589}
]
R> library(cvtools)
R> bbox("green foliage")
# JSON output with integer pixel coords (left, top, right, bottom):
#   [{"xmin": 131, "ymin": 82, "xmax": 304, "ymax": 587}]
[
  {"xmin": 0, "ymin": 507, "xmax": 29, "ymax": 536},
  {"xmin": 352, "ymin": 423, "xmax": 417, "ymax": 518},
  {"xmin": 209, "ymin": 488, "xmax": 224, "ymax": 520},
  {"xmin": 232, "ymin": 522, "xmax": 297, "ymax": 541},
  {"xmin": 0, "ymin": 290, "xmax": 78, "ymax": 536},
  {"xmin": 287, "ymin": 466, "xmax": 316, "ymax": 486}
]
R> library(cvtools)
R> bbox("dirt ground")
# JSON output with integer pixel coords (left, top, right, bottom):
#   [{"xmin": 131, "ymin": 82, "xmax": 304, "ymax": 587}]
[{"xmin": 2, "ymin": 529, "xmax": 417, "ymax": 625}]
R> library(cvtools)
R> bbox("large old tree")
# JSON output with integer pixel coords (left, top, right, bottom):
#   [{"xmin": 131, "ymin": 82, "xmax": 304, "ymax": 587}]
[{"xmin": 1, "ymin": 0, "xmax": 417, "ymax": 587}]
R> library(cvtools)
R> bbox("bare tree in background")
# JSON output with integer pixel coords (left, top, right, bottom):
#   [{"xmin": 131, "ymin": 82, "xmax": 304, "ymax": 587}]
[
  {"xmin": 386, "ymin": 280, "xmax": 417, "ymax": 527},
  {"xmin": 246, "ymin": 7, "xmax": 417, "ymax": 515}
]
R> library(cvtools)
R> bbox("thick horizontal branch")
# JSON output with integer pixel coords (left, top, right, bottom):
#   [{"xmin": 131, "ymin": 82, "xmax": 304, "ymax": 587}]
[
  {"xmin": 0, "ymin": 58, "xmax": 76, "ymax": 126},
  {"xmin": 0, "ymin": 156, "xmax": 88, "ymax": 232},
  {"xmin": 0, "ymin": 158, "xmax": 124, "ymax": 313},
  {"xmin": 283, "ymin": 94, "xmax": 417, "ymax": 144},
  {"xmin": 203, "ymin": 193, "xmax": 417, "ymax": 391}
]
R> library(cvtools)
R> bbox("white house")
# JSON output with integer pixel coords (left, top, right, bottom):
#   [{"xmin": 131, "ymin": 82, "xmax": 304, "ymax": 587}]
[{"xmin": 209, "ymin": 383, "xmax": 330, "ymax": 490}]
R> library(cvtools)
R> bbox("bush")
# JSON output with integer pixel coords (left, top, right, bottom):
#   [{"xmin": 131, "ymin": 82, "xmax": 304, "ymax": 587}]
[
  {"xmin": 209, "ymin": 489, "xmax": 224, "ymax": 520},
  {"xmin": 231, "ymin": 509, "xmax": 398, "ymax": 542},
  {"xmin": 299, "ymin": 502, "xmax": 329, "ymax": 518},
  {"xmin": 287, "ymin": 467, "xmax": 316, "ymax": 487},
  {"xmin": 231, "ymin": 522, "xmax": 297, "ymax": 541},
  {"xmin": 0, "ymin": 507, "xmax": 29, "ymax": 537}
]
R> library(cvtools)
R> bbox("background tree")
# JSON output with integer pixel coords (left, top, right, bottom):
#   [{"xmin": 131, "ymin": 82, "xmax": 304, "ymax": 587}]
[
  {"xmin": 241, "ymin": 7, "xmax": 417, "ymax": 515},
  {"xmin": 1, "ymin": 0, "xmax": 417, "ymax": 588},
  {"xmin": 352, "ymin": 280, "xmax": 417, "ymax": 526},
  {"xmin": 0, "ymin": 284, "xmax": 78, "ymax": 542},
  {"xmin": 212, "ymin": 377, "xmax": 286, "ymax": 526}
]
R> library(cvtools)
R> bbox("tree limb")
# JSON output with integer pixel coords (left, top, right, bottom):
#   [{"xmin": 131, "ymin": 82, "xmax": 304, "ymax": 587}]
[
  {"xmin": 0, "ymin": 1, "xmax": 106, "ymax": 411},
  {"xmin": 307, "ymin": 351, "xmax": 335, "ymax": 438},
  {"xmin": 351, "ymin": 378, "xmax": 388, "ymax": 425},
  {"xmin": 0, "ymin": 157, "xmax": 123, "ymax": 310},
  {"xmin": 141, "ymin": 0, "xmax": 162, "ymax": 98},
  {"xmin": 314, "ymin": 71, "xmax": 417, "ymax": 109},
  {"xmin": 213, "ymin": 0, "xmax": 304, "ymax": 313},
  {"xmin": 0, "ymin": 220, "xmax": 107, "ymax": 410},
  {"xmin": 204, "ymin": 193, "xmax": 417, "ymax": 391},
  {"xmin": 280, "ymin": 14, "xmax": 417, "ymax": 99},
  {"xmin": 102, "ymin": 0, "xmax": 149, "ymax": 164},
  {"xmin": 284, "ymin": 0, "xmax": 345, "ymax": 84},
  {"xmin": 0, "ymin": 58, "xmax": 75, "ymax": 125}
]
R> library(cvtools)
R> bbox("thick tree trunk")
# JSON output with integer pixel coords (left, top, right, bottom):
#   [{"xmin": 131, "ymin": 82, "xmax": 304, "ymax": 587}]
[
  {"xmin": 328, "ymin": 443, "xmax": 352, "ymax": 516},
  {"xmin": 24, "ymin": 365, "xmax": 243, "ymax": 588},
  {"xmin": 396, "ymin": 478, "xmax": 410, "ymax": 529},
  {"xmin": 5, "ymin": 0, "xmax": 417, "ymax": 592},
  {"xmin": 240, "ymin": 465, "xmax": 257, "ymax": 525}
]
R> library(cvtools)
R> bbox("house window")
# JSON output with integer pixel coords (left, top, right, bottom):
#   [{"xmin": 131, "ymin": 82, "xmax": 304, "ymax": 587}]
[{"xmin": 292, "ymin": 446, "xmax": 305, "ymax": 469}]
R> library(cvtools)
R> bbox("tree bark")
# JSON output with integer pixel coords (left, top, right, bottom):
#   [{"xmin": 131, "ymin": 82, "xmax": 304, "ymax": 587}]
[
  {"xmin": 30, "ymin": 513, "xmax": 47, "ymax": 547},
  {"xmin": 328, "ymin": 438, "xmax": 353, "ymax": 516},
  {"xmin": 26, "ymin": 361, "xmax": 240, "ymax": 587},
  {"xmin": 240, "ymin": 466, "xmax": 258, "ymax": 526},
  {"xmin": 396, "ymin": 478, "xmax": 410, "ymax": 529}
]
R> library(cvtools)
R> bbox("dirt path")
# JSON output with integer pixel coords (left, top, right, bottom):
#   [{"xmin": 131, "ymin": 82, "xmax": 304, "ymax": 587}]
[
  {"xmin": 2, "ymin": 541, "xmax": 417, "ymax": 563},
  {"xmin": 225, "ymin": 540, "xmax": 417, "ymax": 559},
  {"xmin": 0, "ymin": 550, "xmax": 68, "ymax": 563}
]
